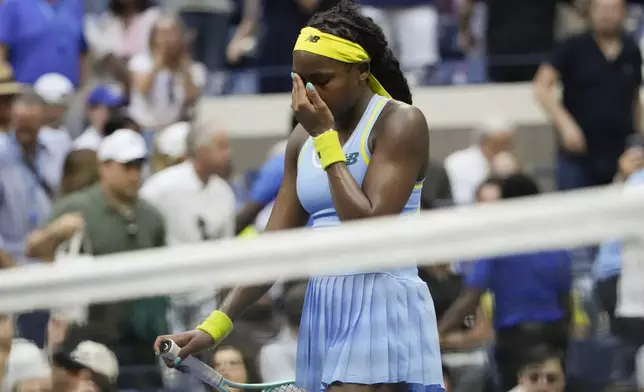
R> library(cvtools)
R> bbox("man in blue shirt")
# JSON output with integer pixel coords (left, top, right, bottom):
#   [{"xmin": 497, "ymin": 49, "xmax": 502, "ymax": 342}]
[
  {"xmin": 0, "ymin": 0, "xmax": 88, "ymax": 88},
  {"xmin": 235, "ymin": 148, "xmax": 286, "ymax": 233},
  {"xmin": 235, "ymin": 116, "xmax": 298, "ymax": 233},
  {"xmin": 438, "ymin": 173, "xmax": 572, "ymax": 391},
  {"xmin": 0, "ymin": 91, "xmax": 69, "ymax": 347}
]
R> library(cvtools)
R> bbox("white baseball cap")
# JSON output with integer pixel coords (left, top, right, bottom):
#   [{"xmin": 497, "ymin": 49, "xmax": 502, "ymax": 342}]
[
  {"xmin": 70, "ymin": 341, "xmax": 119, "ymax": 382},
  {"xmin": 98, "ymin": 129, "xmax": 148, "ymax": 163},
  {"xmin": 157, "ymin": 121, "xmax": 189, "ymax": 159},
  {"xmin": 1, "ymin": 338, "xmax": 51, "ymax": 392},
  {"xmin": 33, "ymin": 73, "xmax": 75, "ymax": 106}
]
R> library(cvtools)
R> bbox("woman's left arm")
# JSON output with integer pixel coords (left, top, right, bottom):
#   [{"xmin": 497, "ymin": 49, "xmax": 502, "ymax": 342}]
[
  {"xmin": 327, "ymin": 104, "xmax": 429, "ymax": 221},
  {"xmin": 180, "ymin": 62, "xmax": 200, "ymax": 105}
]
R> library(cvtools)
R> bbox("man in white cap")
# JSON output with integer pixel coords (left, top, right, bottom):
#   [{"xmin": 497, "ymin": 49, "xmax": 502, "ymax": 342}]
[
  {"xmin": 33, "ymin": 73, "xmax": 75, "ymax": 149},
  {"xmin": 52, "ymin": 340, "xmax": 119, "ymax": 392},
  {"xmin": 25, "ymin": 129, "xmax": 168, "ymax": 391}
]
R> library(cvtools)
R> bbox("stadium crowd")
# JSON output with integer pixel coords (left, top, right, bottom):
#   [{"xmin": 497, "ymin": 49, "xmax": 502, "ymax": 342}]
[{"xmin": 0, "ymin": 0, "xmax": 644, "ymax": 391}]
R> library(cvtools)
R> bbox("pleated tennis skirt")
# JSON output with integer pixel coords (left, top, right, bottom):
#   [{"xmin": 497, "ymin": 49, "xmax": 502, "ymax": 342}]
[{"xmin": 295, "ymin": 272, "xmax": 445, "ymax": 392}]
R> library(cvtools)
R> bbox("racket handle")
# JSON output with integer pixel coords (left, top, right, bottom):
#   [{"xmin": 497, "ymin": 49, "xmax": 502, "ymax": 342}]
[{"xmin": 159, "ymin": 340, "xmax": 225, "ymax": 389}]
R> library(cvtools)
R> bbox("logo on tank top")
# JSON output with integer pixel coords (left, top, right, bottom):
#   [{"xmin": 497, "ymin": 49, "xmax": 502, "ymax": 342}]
[
  {"xmin": 306, "ymin": 35, "xmax": 321, "ymax": 43},
  {"xmin": 345, "ymin": 152, "xmax": 359, "ymax": 166}
]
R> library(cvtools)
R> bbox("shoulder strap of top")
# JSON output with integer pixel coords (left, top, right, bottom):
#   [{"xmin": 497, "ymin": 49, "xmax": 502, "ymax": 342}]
[{"xmin": 359, "ymin": 95, "xmax": 390, "ymax": 165}]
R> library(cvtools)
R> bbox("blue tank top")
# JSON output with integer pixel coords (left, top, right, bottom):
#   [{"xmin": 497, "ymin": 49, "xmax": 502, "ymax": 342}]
[{"xmin": 296, "ymin": 94, "xmax": 423, "ymax": 277}]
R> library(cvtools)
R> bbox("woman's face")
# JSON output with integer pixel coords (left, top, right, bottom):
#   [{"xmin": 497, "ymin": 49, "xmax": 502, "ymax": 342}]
[
  {"xmin": 212, "ymin": 347, "xmax": 248, "ymax": 385},
  {"xmin": 153, "ymin": 19, "xmax": 182, "ymax": 52},
  {"xmin": 292, "ymin": 51, "xmax": 367, "ymax": 119}
]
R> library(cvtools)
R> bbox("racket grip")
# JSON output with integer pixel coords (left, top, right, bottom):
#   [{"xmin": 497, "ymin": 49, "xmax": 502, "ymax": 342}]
[{"xmin": 159, "ymin": 340, "xmax": 225, "ymax": 388}]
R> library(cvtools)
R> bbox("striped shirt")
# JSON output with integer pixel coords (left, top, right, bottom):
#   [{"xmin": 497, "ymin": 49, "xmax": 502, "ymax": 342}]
[{"xmin": 0, "ymin": 130, "xmax": 69, "ymax": 265}]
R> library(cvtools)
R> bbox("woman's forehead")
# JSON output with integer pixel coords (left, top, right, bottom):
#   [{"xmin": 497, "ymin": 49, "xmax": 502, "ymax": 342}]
[{"xmin": 292, "ymin": 51, "xmax": 344, "ymax": 75}]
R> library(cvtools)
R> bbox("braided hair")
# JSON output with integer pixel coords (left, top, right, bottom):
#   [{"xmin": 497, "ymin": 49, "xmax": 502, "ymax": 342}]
[{"xmin": 308, "ymin": 0, "xmax": 413, "ymax": 104}]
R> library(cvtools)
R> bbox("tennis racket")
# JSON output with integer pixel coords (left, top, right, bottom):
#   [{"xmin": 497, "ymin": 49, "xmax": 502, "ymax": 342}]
[{"xmin": 159, "ymin": 340, "xmax": 299, "ymax": 392}]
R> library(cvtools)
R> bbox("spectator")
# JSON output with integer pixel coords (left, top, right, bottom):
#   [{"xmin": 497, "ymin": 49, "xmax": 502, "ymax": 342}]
[
  {"xmin": 360, "ymin": 0, "xmax": 439, "ymax": 86},
  {"xmin": 420, "ymin": 160, "xmax": 453, "ymax": 210},
  {"xmin": 225, "ymin": 0, "xmax": 260, "ymax": 75},
  {"xmin": 256, "ymin": 0, "xmax": 317, "ymax": 94},
  {"xmin": 128, "ymin": 13, "xmax": 206, "ymax": 144},
  {"xmin": 439, "ymin": 173, "xmax": 573, "ymax": 391},
  {"xmin": 52, "ymin": 338, "xmax": 119, "ymax": 392},
  {"xmin": 0, "ymin": 64, "xmax": 23, "ymax": 133},
  {"xmin": 141, "ymin": 121, "xmax": 233, "ymax": 246},
  {"xmin": 236, "ymin": 143, "xmax": 286, "ymax": 233},
  {"xmin": 73, "ymin": 85, "xmax": 123, "ymax": 151},
  {"xmin": 475, "ymin": 177, "xmax": 503, "ymax": 203},
  {"xmin": 102, "ymin": 109, "xmax": 140, "ymax": 137},
  {"xmin": 491, "ymin": 151, "xmax": 522, "ymax": 179},
  {"xmin": 212, "ymin": 345, "xmax": 261, "ymax": 389},
  {"xmin": 258, "ymin": 283, "xmax": 307, "ymax": 382},
  {"xmin": 150, "ymin": 121, "xmax": 190, "ymax": 173},
  {"xmin": 59, "ymin": 149, "xmax": 100, "ymax": 197},
  {"xmin": 34, "ymin": 73, "xmax": 75, "ymax": 149},
  {"xmin": 84, "ymin": 0, "xmax": 160, "ymax": 95},
  {"xmin": 534, "ymin": 0, "xmax": 642, "ymax": 190},
  {"xmin": 164, "ymin": 0, "xmax": 235, "ymax": 73},
  {"xmin": 509, "ymin": 345, "xmax": 566, "ymax": 392},
  {"xmin": 421, "ymin": 262, "xmax": 492, "ymax": 392},
  {"xmin": 458, "ymin": 0, "xmax": 561, "ymax": 82},
  {"xmin": 236, "ymin": 116, "xmax": 295, "ymax": 234},
  {"xmin": 1, "ymin": 338, "xmax": 52, "ymax": 392},
  {"xmin": 0, "ymin": 0, "xmax": 88, "ymax": 88},
  {"xmin": 0, "ymin": 91, "xmax": 69, "ymax": 346},
  {"xmin": 595, "ymin": 143, "xmax": 644, "ymax": 389},
  {"xmin": 444, "ymin": 117, "xmax": 516, "ymax": 205},
  {"xmin": 25, "ymin": 129, "xmax": 167, "ymax": 390},
  {"xmin": 140, "ymin": 120, "xmax": 234, "ymax": 334}
]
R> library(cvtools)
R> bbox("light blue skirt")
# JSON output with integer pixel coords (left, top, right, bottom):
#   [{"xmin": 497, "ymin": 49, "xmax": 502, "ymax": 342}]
[{"xmin": 295, "ymin": 272, "xmax": 445, "ymax": 392}]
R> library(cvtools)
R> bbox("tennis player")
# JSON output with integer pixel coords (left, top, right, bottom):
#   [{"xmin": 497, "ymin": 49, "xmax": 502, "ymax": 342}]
[{"xmin": 155, "ymin": 2, "xmax": 444, "ymax": 391}]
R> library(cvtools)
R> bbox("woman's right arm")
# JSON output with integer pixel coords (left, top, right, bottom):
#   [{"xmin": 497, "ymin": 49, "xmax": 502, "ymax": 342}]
[
  {"xmin": 154, "ymin": 129, "xmax": 310, "ymax": 358},
  {"xmin": 218, "ymin": 127, "xmax": 310, "ymax": 320},
  {"xmin": 130, "ymin": 53, "xmax": 164, "ymax": 96}
]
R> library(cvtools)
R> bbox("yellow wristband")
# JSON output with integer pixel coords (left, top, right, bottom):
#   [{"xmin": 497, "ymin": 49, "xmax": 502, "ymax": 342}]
[
  {"xmin": 313, "ymin": 130, "xmax": 345, "ymax": 170},
  {"xmin": 196, "ymin": 310, "xmax": 233, "ymax": 343}
]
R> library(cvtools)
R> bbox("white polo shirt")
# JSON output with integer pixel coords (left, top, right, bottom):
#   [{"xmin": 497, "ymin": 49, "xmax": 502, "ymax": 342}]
[
  {"xmin": 128, "ymin": 53, "xmax": 207, "ymax": 130},
  {"xmin": 140, "ymin": 161, "xmax": 236, "ymax": 245},
  {"xmin": 444, "ymin": 145, "xmax": 490, "ymax": 205}
]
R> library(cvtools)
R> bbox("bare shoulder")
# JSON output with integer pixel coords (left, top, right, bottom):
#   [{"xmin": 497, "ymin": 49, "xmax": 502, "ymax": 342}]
[{"xmin": 376, "ymin": 100, "xmax": 429, "ymax": 148}]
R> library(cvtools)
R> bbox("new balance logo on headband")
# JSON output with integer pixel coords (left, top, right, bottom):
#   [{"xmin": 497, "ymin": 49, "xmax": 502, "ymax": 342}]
[{"xmin": 307, "ymin": 35, "xmax": 321, "ymax": 43}]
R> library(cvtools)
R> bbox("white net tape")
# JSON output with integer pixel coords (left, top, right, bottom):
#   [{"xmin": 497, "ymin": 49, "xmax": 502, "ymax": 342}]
[{"xmin": 1, "ymin": 185, "xmax": 644, "ymax": 313}]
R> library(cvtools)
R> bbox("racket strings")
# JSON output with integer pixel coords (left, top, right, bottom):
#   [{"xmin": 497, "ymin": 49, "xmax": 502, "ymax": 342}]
[{"xmin": 263, "ymin": 384, "xmax": 304, "ymax": 392}]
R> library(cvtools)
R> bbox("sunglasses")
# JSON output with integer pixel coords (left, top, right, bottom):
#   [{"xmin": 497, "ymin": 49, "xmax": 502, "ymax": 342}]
[{"xmin": 527, "ymin": 371, "xmax": 561, "ymax": 384}]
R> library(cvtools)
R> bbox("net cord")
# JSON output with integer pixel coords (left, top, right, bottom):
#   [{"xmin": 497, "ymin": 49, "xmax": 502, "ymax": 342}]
[{"xmin": 0, "ymin": 185, "xmax": 643, "ymax": 313}]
